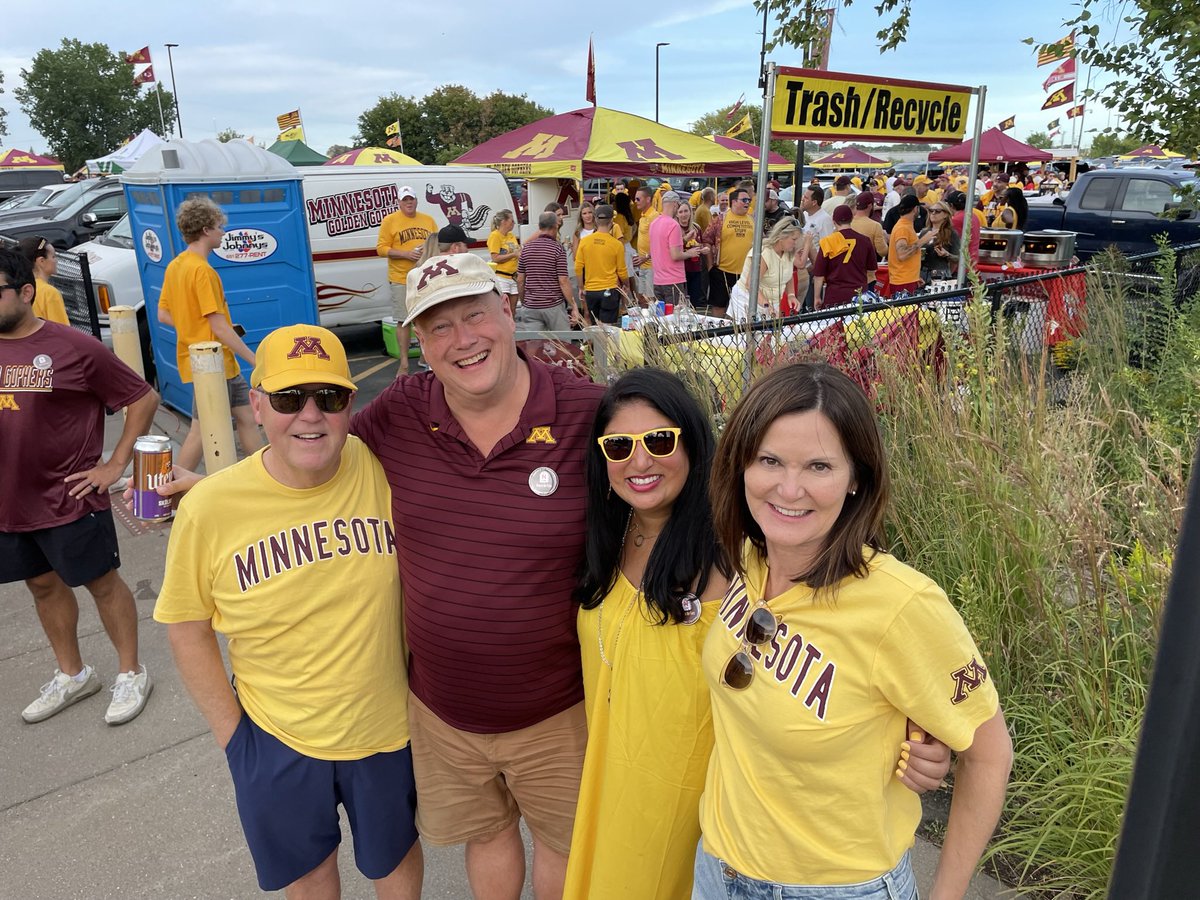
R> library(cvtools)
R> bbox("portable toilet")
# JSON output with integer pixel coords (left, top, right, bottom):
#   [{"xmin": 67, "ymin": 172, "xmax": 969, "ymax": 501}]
[{"xmin": 121, "ymin": 138, "xmax": 318, "ymax": 414}]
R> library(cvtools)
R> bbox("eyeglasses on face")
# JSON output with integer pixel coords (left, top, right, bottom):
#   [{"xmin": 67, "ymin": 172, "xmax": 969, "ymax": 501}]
[
  {"xmin": 597, "ymin": 427, "xmax": 682, "ymax": 463},
  {"xmin": 721, "ymin": 601, "xmax": 781, "ymax": 690},
  {"xmin": 262, "ymin": 387, "xmax": 353, "ymax": 415}
]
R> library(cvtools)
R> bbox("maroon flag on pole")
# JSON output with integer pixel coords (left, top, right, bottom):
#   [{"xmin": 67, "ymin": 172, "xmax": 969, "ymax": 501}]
[
  {"xmin": 125, "ymin": 46, "xmax": 152, "ymax": 65},
  {"xmin": 725, "ymin": 93, "xmax": 745, "ymax": 121},
  {"xmin": 1042, "ymin": 58, "xmax": 1076, "ymax": 93},
  {"xmin": 998, "ymin": 116, "xmax": 1016, "ymax": 132},
  {"xmin": 586, "ymin": 38, "xmax": 596, "ymax": 105},
  {"xmin": 133, "ymin": 66, "xmax": 156, "ymax": 84},
  {"xmin": 1041, "ymin": 82, "xmax": 1075, "ymax": 111},
  {"xmin": 1066, "ymin": 104, "xmax": 1085, "ymax": 119}
]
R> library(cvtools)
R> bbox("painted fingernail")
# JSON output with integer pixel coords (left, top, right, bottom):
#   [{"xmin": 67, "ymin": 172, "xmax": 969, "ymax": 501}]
[
  {"xmin": 901, "ymin": 749, "xmax": 910, "ymax": 761},
  {"xmin": 901, "ymin": 742, "xmax": 911, "ymax": 753},
  {"xmin": 910, "ymin": 731, "xmax": 923, "ymax": 741},
  {"xmin": 895, "ymin": 768, "xmax": 904, "ymax": 780},
  {"xmin": 898, "ymin": 759, "xmax": 908, "ymax": 772}
]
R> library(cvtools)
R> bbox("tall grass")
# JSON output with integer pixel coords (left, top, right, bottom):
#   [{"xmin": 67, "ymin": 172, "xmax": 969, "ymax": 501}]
[{"xmin": 874, "ymin": 250, "xmax": 1198, "ymax": 897}]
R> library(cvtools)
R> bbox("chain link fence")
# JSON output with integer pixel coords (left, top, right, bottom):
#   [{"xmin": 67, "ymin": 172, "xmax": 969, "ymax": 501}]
[
  {"xmin": 0, "ymin": 235, "xmax": 101, "ymax": 339},
  {"xmin": 513, "ymin": 240, "xmax": 1200, "ymax": 410}
]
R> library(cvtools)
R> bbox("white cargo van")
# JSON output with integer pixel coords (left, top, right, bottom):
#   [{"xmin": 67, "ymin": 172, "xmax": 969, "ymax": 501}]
[{"xmin": 86, "ymin": 164, "xmax": 518, "ymax": 339}]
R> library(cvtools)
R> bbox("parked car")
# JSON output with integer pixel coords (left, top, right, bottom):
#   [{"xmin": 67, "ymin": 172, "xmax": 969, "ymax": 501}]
[
  {"xmin": 0, "ymin": 168, "xmax": 63, "ymax": 200},
  {"xmin": 1024, "ymin": 168, "xmax": 1200, "ymax": 259},
  {"xmin": 0, "ymin": 177, "xmax": 126, "ymax": 248},
  {"xmin": 892, "ymin": 162, "xmax": 944, "ymax": 179},
  {"xmin": 0, "ymin": 182, "xmax": 73, "ymax": 224}
]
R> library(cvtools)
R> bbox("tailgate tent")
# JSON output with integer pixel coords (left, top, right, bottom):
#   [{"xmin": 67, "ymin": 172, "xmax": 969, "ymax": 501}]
[
  {"xmin": 929, "ymin": 128, "xmax": 1053, "ymax": 163},
  {"xmin": 267, "ymin": 138, "xmax": 329, "ymax": 166},
  {"xmin": 88, "ymin": 129, "xmax": 166, "ymax": 175}
]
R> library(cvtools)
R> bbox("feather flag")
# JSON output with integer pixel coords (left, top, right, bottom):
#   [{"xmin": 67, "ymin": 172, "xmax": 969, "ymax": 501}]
[{"xmin": 586, "ymin": 38, "xmax": 596, "ymax": 105}]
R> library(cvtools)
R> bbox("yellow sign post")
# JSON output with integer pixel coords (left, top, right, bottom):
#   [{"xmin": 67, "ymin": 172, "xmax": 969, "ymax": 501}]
[{"xmin": 769, "ymin": 67, "xmax": 972, "ymax": 144}]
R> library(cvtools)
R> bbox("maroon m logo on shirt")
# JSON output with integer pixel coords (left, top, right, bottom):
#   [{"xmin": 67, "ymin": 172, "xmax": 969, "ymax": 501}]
[
  {"xmin": 288, "ymin": 336, "xmax": 331, "ymax": 360},
  {"xmin": 950, "ymin": 657, "xmax": 989, "ymax": 704},
  {"xmin": 417, "ymin": 259, "xmax": 458, "ymax": 290}
]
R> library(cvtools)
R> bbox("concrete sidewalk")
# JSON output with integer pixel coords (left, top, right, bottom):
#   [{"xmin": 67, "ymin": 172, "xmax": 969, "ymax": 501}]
[{"xmin": 1, "ymin": 346, "xmax": 1011, "ymax": 898}]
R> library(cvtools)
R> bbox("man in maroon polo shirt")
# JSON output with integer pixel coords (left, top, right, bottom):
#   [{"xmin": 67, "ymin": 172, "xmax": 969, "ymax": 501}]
[{"xmin": 351, "ymin": 252, "xmax": 604, "ymax": 899}]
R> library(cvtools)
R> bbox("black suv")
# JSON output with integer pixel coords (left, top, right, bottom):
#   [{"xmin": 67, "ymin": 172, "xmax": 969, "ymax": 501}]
[{"xmin": 0, "ymin": 177, "xmax": 126, "ymax": 249}]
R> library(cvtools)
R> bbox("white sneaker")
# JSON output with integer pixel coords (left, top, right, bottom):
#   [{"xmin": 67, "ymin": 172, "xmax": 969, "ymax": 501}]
[
  {"xmin": 21, "ymin": 666, "xmax": 101, "ymax": 723},
  {"xmin": 104, "ymin": 665, "xmax": 152, "ymax": 725}
]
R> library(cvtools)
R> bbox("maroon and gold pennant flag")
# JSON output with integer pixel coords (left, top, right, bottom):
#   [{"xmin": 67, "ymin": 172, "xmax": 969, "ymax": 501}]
[
  {"xmin": 1041, "ymin": 82, "xmax": 1075, "ymax": 111},
  {"xmin": 133, "ymin": 66, "xmax": 156, "ymax": 84},
  {"xmin": 125, "ymin": 46, "xmax": 152, "ymax": 65},
  {"xmin": 1037, "ymin": 33, "xmax": 1074, "ymax": 67}
]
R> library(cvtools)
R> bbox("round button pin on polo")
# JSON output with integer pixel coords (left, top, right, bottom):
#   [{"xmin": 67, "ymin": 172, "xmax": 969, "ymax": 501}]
[
  {"xmin": 679, "ymin": 593, "xmax": 702, "ymax": 625},
  {"xmin": 33, "ymin": 354, "xmax": 52, "ymax": 370},
  {"xmin": 529, "ymin": 466, "xmax": 559, "ymax": 497}
]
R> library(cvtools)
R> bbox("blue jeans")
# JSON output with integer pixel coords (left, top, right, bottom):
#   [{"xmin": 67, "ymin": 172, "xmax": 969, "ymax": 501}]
[{"xmin": 692, "ymin": 842, "xmax": 918, "ymax": 900}]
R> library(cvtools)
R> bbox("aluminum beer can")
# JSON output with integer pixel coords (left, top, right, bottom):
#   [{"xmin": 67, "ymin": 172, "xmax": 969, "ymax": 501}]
[{"xmin": 132, "ymin": 435, "xmax": 173, "ymax": 522}]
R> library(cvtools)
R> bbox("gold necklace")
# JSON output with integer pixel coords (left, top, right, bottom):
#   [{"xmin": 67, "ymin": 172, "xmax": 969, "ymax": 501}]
[{"xmin": 630, "ymin": 516, "xmax": 658, "ymax": 548}]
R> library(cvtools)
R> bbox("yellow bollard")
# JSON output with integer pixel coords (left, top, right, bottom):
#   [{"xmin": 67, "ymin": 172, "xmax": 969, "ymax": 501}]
[
  {"xmin": 189, "ymin": 341, "xmax": 237, "ymax": 473},
  {"xmin": 107, "ymin": 306, "xmax": 145, "ymax": 379}
]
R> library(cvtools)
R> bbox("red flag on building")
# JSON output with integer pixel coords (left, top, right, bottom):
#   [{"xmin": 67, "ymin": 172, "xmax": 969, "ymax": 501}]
[
  {"xmin": 586, "ymin": 38, "xmax": 596, "ymax": 105},
  {"xmin": 1041, "ymin": 82, "xmax": 1075, "ymax": 111},
  {"xmin": 133, "ymin": 66, "xmax": 156, "ymax": 84},
  {"xmin": 1066, "ymin": 104, "xmax": 1085, "ymax": 119},
  {"xmin": 1037, "ymin": 33, "xmax": 1074, "ymax": 67},
  {"xmin": 1042, "ymin": 58, "xmax": 1076, "ymax": 93},
  {"xmin": 125, "ymin": 46, "xmax": 152, "ymax": 65}
]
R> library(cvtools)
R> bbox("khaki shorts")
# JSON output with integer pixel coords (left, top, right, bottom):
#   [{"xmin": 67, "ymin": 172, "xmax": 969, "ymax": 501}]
[
  {"xmin": 407, "ymin": 692, "xmax": 586, "ymax": 854},
  {"xmin": 390, "ymin": 282, "xmax": 408, "ymax": 321}
]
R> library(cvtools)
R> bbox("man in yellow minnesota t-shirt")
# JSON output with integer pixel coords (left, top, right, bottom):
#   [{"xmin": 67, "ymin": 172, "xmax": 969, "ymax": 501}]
[
  {"xmin": 701, "ymin": 186, "xmax": 755, "ymax": 317},
  {"xmin": 376, "ymin": 186, "xmax": 436, "ymax": 364}
]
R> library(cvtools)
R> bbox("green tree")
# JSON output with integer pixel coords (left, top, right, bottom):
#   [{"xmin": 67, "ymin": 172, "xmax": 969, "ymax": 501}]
[
  {"xmin": 1025, "ymin": 131, "xmax": 1052, "ymax": 149},
  {"xmin": 14, "ymin": 39, "xmax": 176, "ymax": 171},
  {"xmin": 688, "ymin": 104, "xmax": 797, "ymax": 162},
  {"xmin": 1088, "ymin": 131, "xmax": 1142, "ymax": 157},
  {"xmin": 0, "ymin": 71, "xmax": 7, "ymax": 141},
  {"xmin": 353, "ymin": 86, "xmax": 552, "ymax": 165},
  {"xmin": 216, "ymin": 127, "xmax": 244, "ymax": 143},
  {"xmin": 1039, "ymin": 2, "xmax": 1200, "ymax": 155},
  {"xmin": 325, "ymin": 143, "xmax": 352, "ymax": 158}
]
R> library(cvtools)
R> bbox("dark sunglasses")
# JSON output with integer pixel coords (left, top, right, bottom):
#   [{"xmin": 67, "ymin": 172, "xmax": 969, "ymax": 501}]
[
  {"xmin": 596, "ymin": 427, "xmax": 681, "ymax": 463},
  {"xmin": 722, "ymin": 601, "xmax": 780, "ymax": 690},
  {"xmin": 263, "ymin": 387, "xmax": 353, "ymax": 415}
]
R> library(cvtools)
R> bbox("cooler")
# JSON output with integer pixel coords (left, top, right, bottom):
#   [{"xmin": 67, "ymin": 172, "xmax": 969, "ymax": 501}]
[{"xmin": 121, "ymin": 139, "xmax": 318, "ymax": 414}]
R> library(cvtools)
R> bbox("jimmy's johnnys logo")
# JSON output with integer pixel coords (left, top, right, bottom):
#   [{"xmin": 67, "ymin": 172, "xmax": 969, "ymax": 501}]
[{"xmin": 215, "ymin": 228, "xmax": 278, "ymax": 263}]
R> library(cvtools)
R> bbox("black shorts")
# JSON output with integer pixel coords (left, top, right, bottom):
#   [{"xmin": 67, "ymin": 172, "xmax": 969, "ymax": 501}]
[
  {"xmin": 0, "ymin": 509, "xmax": 121, "ymax": 587},
  {"xmin": 586, "ymin": 289, "xmax": 622, "ymax": 325},
  {"xmin": 707, "ymin": 268, "xmax": 738, "ymax": 308},
  {"xmin": 225, "ymin": 713, "xmax": 419, "ymax": 891}
]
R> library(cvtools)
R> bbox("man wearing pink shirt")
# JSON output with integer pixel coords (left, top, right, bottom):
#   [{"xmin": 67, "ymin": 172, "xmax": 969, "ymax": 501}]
[{"xmin": 649, "ymin": 191, "xmax": 708, "ymax": 307}]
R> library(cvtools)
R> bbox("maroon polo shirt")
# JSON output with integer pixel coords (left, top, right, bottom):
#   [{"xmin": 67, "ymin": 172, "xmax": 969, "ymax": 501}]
[{"xmin": 351, "ymin": 356, "xmax": 604, "ymax": 733}]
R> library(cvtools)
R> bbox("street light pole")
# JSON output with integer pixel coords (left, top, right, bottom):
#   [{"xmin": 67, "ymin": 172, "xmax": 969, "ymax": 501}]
[
  {"xmin": 164, "ymin": 43, "xmax": 183, "ymax": 138},
  {"xmin": 655, "ymin": 43, "xmax": 670, "ymax": 123}
]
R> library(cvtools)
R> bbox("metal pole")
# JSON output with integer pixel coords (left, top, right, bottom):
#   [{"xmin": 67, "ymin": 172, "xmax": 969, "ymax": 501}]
[
  {"xmin": 153, "ymin": 86, "xmax": 166, "ymax": 135},
  {"xmin": 165, "ymin": 44, "xmax": 182, "ymax": 137},
  {"xmin": 956, "ymin": 84, "xmax": 986, "ymax": 290},
  {"xmin": 744, "ymin": 61, "xmax": 777, "ymax": 388},
  {"xmin": 655, "ymin": 43, "xmax": 669, "ymax": 122}
]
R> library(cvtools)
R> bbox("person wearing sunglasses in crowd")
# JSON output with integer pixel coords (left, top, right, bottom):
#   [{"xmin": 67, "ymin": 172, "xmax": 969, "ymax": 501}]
[
  {"xmin": 697, "ymin": 362, "xmax": 1012, "ymax": 900},
  {"xmin": 564, "ymin": 368, "xmax": 730, "ymax": 899},
  {"xmin": 154, "ymin": 324, "xmax": 423, "ymax": 898}
]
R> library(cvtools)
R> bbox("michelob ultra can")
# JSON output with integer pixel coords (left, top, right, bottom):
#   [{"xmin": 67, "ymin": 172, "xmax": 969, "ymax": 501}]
[{"xmin": 132, "ymin": 435, "xmax": 173, "ymax": 522}]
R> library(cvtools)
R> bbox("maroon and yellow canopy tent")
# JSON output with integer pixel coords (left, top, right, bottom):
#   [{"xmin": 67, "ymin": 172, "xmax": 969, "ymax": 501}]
[
  {"xmin": 0, "ymin": 149, "xmax": 64, "ymax": 171},
  {"xmin": 928, "ymin": 128, "xmax": 1052, "ymax": 163},
  {"xmin": 1118, "ymin": 144, "xmax": 1185, "ymax": 160},
  {"xmin": 451, "ymin": 107, "xmax": 751, "ymax": 179},
  {"xmin": 324, "ymin": 147, "xmax": 422, "ymax": 166},
  {"xmin": 705, "ymin": 134, "xmax": 793, "ymax": 173},
  {"xmin": 810, "ymin": 147, "xmax": 891, "ymax": 169}
]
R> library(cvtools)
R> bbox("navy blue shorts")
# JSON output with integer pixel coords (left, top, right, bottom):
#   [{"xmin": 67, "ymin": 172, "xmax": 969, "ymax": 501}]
[{"xmin": 224, "ymin": 713, "xmax": 419, "ymax": 892}]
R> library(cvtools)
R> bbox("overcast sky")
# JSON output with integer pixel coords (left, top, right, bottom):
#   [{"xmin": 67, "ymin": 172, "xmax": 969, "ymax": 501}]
[{"xmin": 3, "ymin": 0, "xmax": 1128, "ymax": 158}]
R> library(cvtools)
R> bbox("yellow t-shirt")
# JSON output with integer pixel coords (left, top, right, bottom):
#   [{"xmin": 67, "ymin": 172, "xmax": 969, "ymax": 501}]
[
  {"xmin": 887, "ymin": 218, "xmax": 921, "ymax": 286},
  {"xmin": 717, "ymin": 212, "xmax": 755, "ymax": 274},
  {"xmin": 154, "ymin": 437, "xmax": 409, "ymax": 760},
  {"xmin": 376, "ymin": 209, "xmax": 437, "ymax": 284},
  {"xmin": 487, "ymin": 229, "xmax": 520, "ymax": 276},
  {"xmin": 850, "ymin": 217, "xmax": 889, "ymax": 258},
  {"xmin": 33, "ymin": 278, "xmax": 69, "ymax": 325},
  {"xmin": 693, "ymin": 203, "xmax": 712, "ymax": 235},
  {"xmin": 565, "ymin": 574, "xmax": 717, "ymax": 900},
  {"xmin": 613, "ymin": 213, "xmax": 632, "ymax": 246},
  {"xmin": 159, "ymin": 251, "xmax": 239, "ymax": 382},
  {"xmin": 699, "ymin": 546, "xmax": 999, "ymax": 884},
  {"xmin": 635, "ymin": 208, "xmax": 658, "ymax": 269},
  {"xmin": 574, "ymin": 231, "xmax": 628, "ymax": 291}
]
